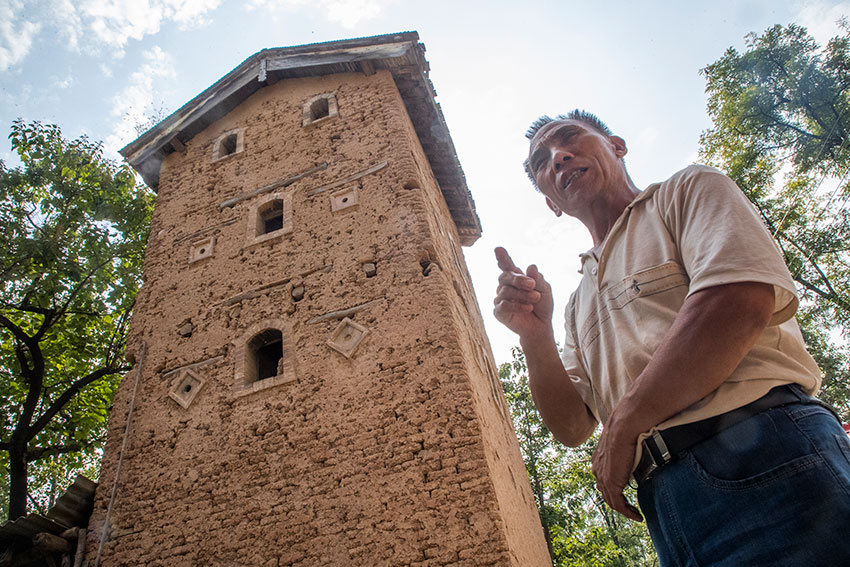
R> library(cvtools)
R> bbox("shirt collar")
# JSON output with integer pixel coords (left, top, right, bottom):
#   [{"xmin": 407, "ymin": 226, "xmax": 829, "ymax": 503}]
[{"xmin": 576, "ymin": 186, "xmax": 658, "ymax": 272}]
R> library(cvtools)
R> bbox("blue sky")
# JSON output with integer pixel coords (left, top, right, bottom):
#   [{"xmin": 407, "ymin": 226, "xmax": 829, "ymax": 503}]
[{"xmin": 1, "ymin": 0, "xmax": 848, "ymax": 364}]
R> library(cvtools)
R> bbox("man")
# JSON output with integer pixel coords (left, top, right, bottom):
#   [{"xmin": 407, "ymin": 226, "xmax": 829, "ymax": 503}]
[{"xmin": 494, "ymin": 109, "xmax": 850, "ymax": 565}]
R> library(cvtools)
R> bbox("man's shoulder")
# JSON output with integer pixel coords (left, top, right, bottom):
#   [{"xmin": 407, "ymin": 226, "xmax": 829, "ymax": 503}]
[
  {"xmin": 653, "ymin": 164, "xmax": 728, "ymax": 189},
  {"xmin": 643, "ymin": 164, "xmax": 738, "ymax": 205}
]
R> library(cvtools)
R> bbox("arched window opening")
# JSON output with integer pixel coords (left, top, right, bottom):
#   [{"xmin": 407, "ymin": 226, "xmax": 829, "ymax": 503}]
[
  {"xmin": 310, "ymin": 97, "xmax": 330, "ymax": 121},
  {"xmin": 220, "ymin": 133, "xmax": 238, "ymax": 156},
  {"xmin": 302, "ymin": 93, "xmax": 338, "ymax": 127},
  {"xmin": 249, "ymin": 329, "xmax": 283, "ymax": 381},
  {"xmin": 258, "ymin": 199, "xmax": 284, "ymax": 235},
  {"xmin": 212, "ymin": 129, "xmax": 245, "ymax": 162},
  {"xmin": 245, "ymin": 193, "xmax": 292, "ymax": 246}
]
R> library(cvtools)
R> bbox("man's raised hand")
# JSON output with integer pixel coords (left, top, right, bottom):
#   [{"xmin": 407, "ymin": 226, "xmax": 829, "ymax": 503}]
[{"xmin": 493, "ymin": 247, "xmax": 554, "ymax": 339}]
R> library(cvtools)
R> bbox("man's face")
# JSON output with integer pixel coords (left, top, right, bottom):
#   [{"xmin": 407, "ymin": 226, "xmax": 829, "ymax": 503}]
[{"xmin": 527, "ymin": 119, "xmax": 627, "ymax": 219}]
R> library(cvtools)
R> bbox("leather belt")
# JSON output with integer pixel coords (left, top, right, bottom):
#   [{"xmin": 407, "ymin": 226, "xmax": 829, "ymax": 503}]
[{"xmin": 633, "ymin": 384, "xmax": 820, "ymax": 485}]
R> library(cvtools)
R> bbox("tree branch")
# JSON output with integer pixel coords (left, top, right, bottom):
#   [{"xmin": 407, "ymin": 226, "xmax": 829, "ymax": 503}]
[
  {"xmin": 0, "ymin": 256, "xmax": 26, "ymax": 283},
  {"xmin": 0, "ymin": 313, "xmax": 34, "ymax": 347},
  {"xmin": 0, "ymin": 314, "xmax": 45, "ymax": 437},
  {"xmin": 754, "ymin": 105, "xmax": 822, "ymax": 141},
  {"xmin": 26, "ymin": 443, "xmax": 85, "ymax": 462},
  {"xmin": 37, "ymin": 255, "xmax": 114, "ymax": 341},
  {"xmin": 27, "ymin": 364, "xmax": 129, "ymax": 441},
  {"xmin": 5, "ymin": 302, "xmax": 54, "ymax": 316},
  {"xmin": 794, "ymin": 274, "xmax": 837, "ymax": 301},
  {"xmin": 777, "ymin": 232, "xmax": 841, "ymax": 298}
]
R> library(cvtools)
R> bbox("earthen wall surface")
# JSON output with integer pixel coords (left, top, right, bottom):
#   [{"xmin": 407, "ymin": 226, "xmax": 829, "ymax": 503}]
[{"xmin": 86, "ymin": 70, "xmax": 549, "ymax": 567}]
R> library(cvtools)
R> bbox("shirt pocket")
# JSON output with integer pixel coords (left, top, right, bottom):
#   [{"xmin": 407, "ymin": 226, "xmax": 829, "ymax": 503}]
[{"xmin": 608, "ymin": 261, "xmax": 690, "ymax": 310}]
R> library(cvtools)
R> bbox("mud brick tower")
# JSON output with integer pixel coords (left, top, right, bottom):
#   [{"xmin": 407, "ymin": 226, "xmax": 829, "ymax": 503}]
[{"xmin": 85, "ymin": 33, "xmax": 550, "ymax": 566}]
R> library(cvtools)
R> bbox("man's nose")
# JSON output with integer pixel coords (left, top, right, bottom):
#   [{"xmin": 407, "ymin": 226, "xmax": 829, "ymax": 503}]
[{"xmin": 552, "ymin": 149, "xmax": 573, "ymax": 171}]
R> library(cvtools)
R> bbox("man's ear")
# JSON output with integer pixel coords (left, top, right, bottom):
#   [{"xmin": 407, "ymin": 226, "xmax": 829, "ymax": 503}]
[
  {"xmin": 610, "ymin": 135, "xmax": 627, "ymax": 158},
  {"xmin": 545, "ymin": 196, "xmax": 562, "ymax": 217}
]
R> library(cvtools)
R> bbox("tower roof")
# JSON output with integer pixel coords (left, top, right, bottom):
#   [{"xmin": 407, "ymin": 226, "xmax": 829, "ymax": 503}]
[{"xmin": 120, "ymin": 32, "xmax": 481, "ymax": 245}]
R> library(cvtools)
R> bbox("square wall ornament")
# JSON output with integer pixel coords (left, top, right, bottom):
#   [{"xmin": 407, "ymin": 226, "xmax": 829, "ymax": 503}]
[
  {"xmin": 168, "ymin": 368, "xmax": 206, "ymax": 409},
  {"xmin": 330, "ymin": 187, "xmax": 359, "ymax": 213},
  {"xmin": 328, "ymin": 317, "xmax": 368, "ymax": 359},
  {"xmin": 189, "ymin": 236, "xmax": 215, "ymax": 263}
]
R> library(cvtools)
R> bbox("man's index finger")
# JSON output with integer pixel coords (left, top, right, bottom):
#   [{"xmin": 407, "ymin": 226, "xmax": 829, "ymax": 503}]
[{"xmin": 495, "ymin": 247, "xmax": 521, "ymax": 274}]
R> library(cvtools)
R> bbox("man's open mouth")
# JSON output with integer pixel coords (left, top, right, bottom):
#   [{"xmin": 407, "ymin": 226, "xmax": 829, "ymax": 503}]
[{"xmin": 563, "ymin": 168, "xmax": 587, "ymax": 190}]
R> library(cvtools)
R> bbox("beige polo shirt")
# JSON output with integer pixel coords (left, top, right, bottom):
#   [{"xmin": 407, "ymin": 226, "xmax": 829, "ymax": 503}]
[{"xmin": 560, "ymin": 165, "xmax": 821, "ymax": 461}]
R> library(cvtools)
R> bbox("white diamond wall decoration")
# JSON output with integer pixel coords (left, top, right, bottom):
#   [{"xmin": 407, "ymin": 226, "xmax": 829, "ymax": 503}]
[
  {"xmin": 168, "ymin": 368, "xmax": 206, "ymax": 409},
  {"xmin": 327, "ymin": 317, "xmax": 368, "ymax": 358}
]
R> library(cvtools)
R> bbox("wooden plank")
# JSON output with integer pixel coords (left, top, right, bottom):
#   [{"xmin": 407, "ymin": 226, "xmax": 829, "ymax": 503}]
[
  {"xmin": 33, "ymin": 532, "xmax": 72, "ymax": 553},
  {"xmin": 305, "ymin": 161, "xmax": 388, "ymax": 197},
  {"xmin": 264, "ymin": 43, "xmax": 411, "ymax": 72},
  {"xmin": 219, "ymin": 163, "xmax": 328, "ymax": 209}
]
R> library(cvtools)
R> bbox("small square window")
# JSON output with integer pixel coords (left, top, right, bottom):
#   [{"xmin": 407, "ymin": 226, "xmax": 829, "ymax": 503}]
[
  {"xmin": 310, "ymin": 98, "xmax": 329, "ymax": 121},
  {"xmin": 260, "ymin": 200, "xmax": 284, "ymax": 234}
]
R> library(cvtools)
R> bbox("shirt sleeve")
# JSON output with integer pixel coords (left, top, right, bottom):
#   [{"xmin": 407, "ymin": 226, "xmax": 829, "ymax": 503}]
[
  {"xmin": 659, "ymin": 165, "xmax": 798, "ymax": 326},
  {"xmin": 561, "ymin": 294, "xmax": 600, "ymax": 423}
]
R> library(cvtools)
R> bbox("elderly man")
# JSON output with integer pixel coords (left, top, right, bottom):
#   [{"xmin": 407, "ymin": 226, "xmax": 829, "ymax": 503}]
[{"xmin": 494, "ymin": 109, "xmax": 850, "ymax": 565}]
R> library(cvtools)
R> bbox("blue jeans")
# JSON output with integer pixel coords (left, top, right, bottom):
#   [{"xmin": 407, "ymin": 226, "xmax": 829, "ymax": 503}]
[{"xmin": 637, "ymin": 400, "xmax": 850, "ymax": 566}]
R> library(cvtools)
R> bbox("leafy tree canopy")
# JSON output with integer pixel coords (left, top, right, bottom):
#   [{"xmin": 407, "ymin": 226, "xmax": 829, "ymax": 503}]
[
  {"xmin": 0, "ymin": 119, "xmax": 153, "ymax": 521},
  {"xmin": 700, "ymin": 22, "xmax": 850, "ymax": 418}
]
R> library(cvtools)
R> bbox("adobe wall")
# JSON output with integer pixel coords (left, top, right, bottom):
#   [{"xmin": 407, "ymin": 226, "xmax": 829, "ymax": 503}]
[{"xmin": 86, "ymin": 69, "xmax": 549, "ymax": 566}]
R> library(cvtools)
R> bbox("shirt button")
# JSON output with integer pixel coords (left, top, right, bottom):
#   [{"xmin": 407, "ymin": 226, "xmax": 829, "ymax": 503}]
[{"xmin": 591, "ymin": 268, "xmax": 598, "ymax": 275}]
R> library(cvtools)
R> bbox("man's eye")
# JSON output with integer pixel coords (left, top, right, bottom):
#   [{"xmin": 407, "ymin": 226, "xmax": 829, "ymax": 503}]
[{"xmin": 557, "ymin": 130, "xmax": 578, "ymax": 143}]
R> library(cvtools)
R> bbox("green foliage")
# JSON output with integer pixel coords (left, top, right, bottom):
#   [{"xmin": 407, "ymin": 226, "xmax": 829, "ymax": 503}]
[
  {"xmin": 0, "ymin": 119, "xmax": 153, "ymax": 520},
  {"xmin": 500, "ymin": 348, "xmax": 657, "ymax": 567},
  {"xmin": 700, "ymin": 23, "xmax": 850, "ymax": 419}
]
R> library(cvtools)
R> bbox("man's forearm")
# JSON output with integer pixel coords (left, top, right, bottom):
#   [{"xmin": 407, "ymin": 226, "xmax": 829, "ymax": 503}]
[
  {"xmin": 592, "ymin": 281, "xmax": 777, "ymax": 520},
  {"xmin": 608, "ymin": 281, "xmax": 776, "ymax": 441},
  {"xmin": 521, "ymin": 330, "xmax": 597, "ymax": 447},
  {"xmin": 493, "ymin": 247, "xmax": 597, "ymax": 447}
]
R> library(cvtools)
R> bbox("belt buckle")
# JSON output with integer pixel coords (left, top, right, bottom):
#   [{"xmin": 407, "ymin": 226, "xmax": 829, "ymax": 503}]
[{"xmin": 637, "ymin": 431, "xmax": 672, "ymax": 484}]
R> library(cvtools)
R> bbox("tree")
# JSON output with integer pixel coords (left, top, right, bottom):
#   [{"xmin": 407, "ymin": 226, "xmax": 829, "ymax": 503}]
[
  {"xmin": 700, "ymin": 22, "xmax": 850, "ymax": 419},
  {"xmin": 500, "ymin": 348, "xmax": 657, "ymax": 567},
  {"xmin": 0, "ymin": 120, "xmax": 153, "ymax": 521}
]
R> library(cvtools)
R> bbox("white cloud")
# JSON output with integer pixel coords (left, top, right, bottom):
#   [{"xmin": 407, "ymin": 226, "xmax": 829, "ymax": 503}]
[
  {"xmin": 0, "ymin": 0, "xmax": 42, "ymax": 72},
  {"xmin": 247, "ymin": 0, "xmax": 310, "ymax": 10},
  {"xmin": 105, "ymin": 45, "xmax": 176, "ymax": 156},
  {"xmin": 81, "ymin": 0, "xmax": 166, "ymax": 48},
  {"xmin": 79, "ymin": 0, "xmax": 223, "ymax": 47},
  {"xmin": 169, "ymin": 0, "xmax": 224, "ymax": 28},
  {"xmin": 49, "ymin": 0, "xmax": 84, "ymax": 53},
  {"xmin": 247, "ymin": 0, "xmax": 393, "ymax": 28},
  {"xmin": 793, "ymin": 0, "xmax": 850, "ymax": 44},
  {"xmin": 0, "ymin": 0, "xmax": 221, "ymax": 72},
  {"xmin": 324, "ymin": 0, "xmax": 386, "ymax": 27},
  {"xmin": 51, "ymin": 74, "xmax": 74, "ymax": 89}
]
